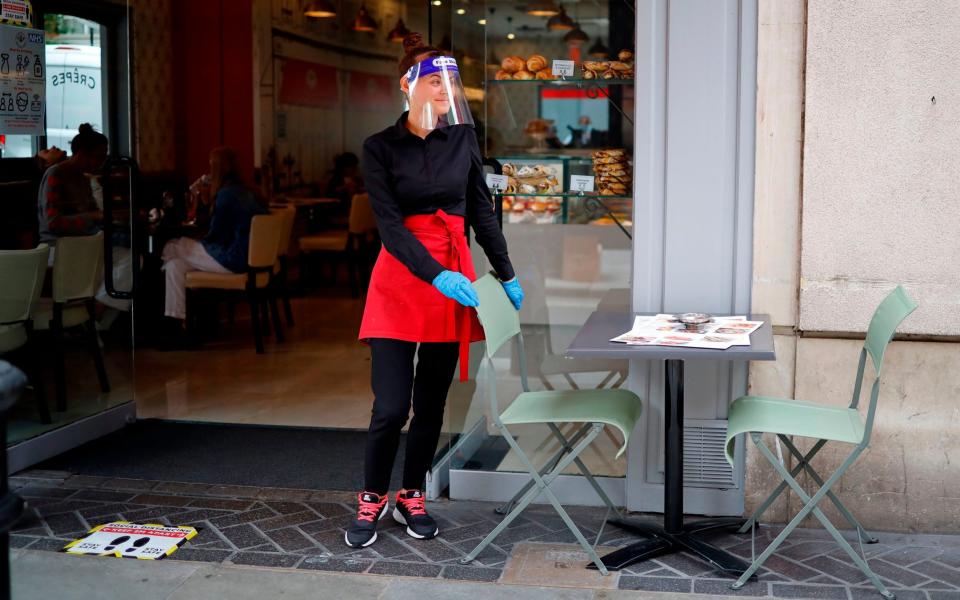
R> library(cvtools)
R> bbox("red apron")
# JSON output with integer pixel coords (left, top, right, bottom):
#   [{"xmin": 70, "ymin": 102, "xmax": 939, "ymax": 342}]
[{"xmin": 359, "ymin": 209, "xmax": 484, "ymax": 382}]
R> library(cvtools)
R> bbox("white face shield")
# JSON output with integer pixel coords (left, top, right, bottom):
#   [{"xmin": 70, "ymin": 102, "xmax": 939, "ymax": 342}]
[{"xmin": 404, "ymin": 56, "xmax": 475, "ymax": 131}]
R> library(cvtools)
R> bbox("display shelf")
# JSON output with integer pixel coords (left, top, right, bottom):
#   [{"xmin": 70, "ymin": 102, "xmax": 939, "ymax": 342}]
[
  {"xmin": 493, "ymin": 193, "xmax": 632, "ymax": 200},
  {"xmin": 487, "ymin": 78, "xmax": 634, "ymax": 86}
]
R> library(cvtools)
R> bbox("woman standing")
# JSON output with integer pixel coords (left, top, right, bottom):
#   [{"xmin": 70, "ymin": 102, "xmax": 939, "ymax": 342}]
[{"xmin": 346, "ymin": 33, "xmax": 524, "ymax": 548}]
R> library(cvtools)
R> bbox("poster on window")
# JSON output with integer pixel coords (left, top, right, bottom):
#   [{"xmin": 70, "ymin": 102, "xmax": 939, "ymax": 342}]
[
  {"xmin": 0, "ymin": 0, "xmax": 32, "ymax": 27},
  {"xmin": 0, "ymin": 23, "xmax": 44, "ymax": 135}
]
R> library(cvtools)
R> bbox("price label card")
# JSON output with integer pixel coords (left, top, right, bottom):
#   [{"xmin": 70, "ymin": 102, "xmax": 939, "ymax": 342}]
[
  {"xmin": 570, "ymin": 175, "xmax": 595, "ymax": 193},
  {"xmin": 485, "ymin": 173, "xmax": 509, "ymax": 192},
  {"xmin": 552, "ymin": 60, "xmax": 575, "ymax": 78}
]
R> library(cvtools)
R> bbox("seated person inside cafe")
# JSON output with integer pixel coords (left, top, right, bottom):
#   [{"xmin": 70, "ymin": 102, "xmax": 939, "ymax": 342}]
[
  {"xmin": 161, "ymin": 146, "xmax": 268, "ymax": 338},
  {"xmin": 37, "ymin": 123, "xmax": 130, "ymax": 312}
]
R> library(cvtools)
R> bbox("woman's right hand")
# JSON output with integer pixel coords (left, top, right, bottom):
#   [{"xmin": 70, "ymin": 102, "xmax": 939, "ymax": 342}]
[{"xmin": 432, "ymin": 270, "xmax": 479, "ymax": 307}]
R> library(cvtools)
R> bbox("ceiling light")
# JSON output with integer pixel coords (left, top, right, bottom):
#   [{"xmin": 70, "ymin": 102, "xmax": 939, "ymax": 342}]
[
  {"xmin": 547, "ymin": 6, "xmax": 574, "ymax": 31},
  {"xmin": 588, "ymin": 37, "xmax": 610, "ymax": 58},
  {"xmin": 563, "ymin": 23, "xmax": 588, "ymax": 46},
  {"xmin": 432, "ymin": 0, "xmax": 442, "ymax": 5},
  {"xmin": 387, "ymin": 17, "xmax": 409, "ymax": 42},
  {"xmin": 526, "ymin": 0, "xmax": 559, "ymax": 17},
  {"xmin": 478, "ymin": 18, "xmax": 486, "ymax": 25},
  {"xmin": 456, "ymin": 8, "xmax": 466, "ymax": 15},
  {"xmin": 507, "ymin": 33, "xmax": 515, "ymax": 40},
  {"xmin": 303, "ymin": 0, "xmax": 336, "ymax": 18},
  {"xmin": 352, "ymin": 4, "xmax": 377, "ymax": 32}
]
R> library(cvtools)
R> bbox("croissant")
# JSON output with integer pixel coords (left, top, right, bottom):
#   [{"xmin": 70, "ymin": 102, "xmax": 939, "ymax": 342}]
[
  {"xmin": 618, "ymin": 50, "xmax": 634, "ymax": 62},
  {"xmin": 582, "ymin": 69, "xmax": 596, "ymax": 80},
  {"xmin": 513, "ymin": 69, "xmax": 535, "ymax": 80},
  {"xmin": 495, "ymin": 70, "xmax": 513, "ymax": 81},
  {"xmin": 582, "ymin": 61, "xmax": 607, "ymax": 73},
  {"xmin": 535, "ymin": 70, "xmax": 555, "ymax": 80},
  {"xmin": 610, "ymin": 61, "xmax": 632, "ymax": 72},
  {"xmin": 601, "ymin": 69, "xmax": 617, "ymax": 80},
  {"xmin": 502, "ymin": 56, "xmax": 525, "ymax": 73},
  {"xmin": 526, "ymin": 54, "xmax": 548, "ymax": 72}
]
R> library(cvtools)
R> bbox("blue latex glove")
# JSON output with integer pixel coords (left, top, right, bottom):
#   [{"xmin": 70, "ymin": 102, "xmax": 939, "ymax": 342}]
[
  {"xmin": 432, "ymin": 270, "xmax": 480, "ymax": 307},
  {"xmin": 501, "ymin": 277, "xmax": 524, "ymax": 310}
]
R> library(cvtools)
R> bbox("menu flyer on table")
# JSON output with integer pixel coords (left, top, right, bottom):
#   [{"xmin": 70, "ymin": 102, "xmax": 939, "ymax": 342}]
[{"xmin": 610, "ymin": 315, "xmax": 763, "ymax": 350}]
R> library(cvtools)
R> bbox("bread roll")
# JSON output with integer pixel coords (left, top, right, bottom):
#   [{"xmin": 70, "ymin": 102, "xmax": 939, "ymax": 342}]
[
  {"xmin": 526, "ymin": 54, "xmax": 548, "ymax": 72},
  {"xmin": 609, "ymin": 61, "xmax": 631, "ymax": 72},
  {"xmin": 495, "ymin": 70, "xmax": 513, "ymax": 81},
  {"xmin": 618, "ymin": 49, "xmax": 634, "ymax": 62},
  {"xmin": 501, "ymin": 56, "xmax": 525, "ymax": 73},
  {"xmin": 582, "ymin": 61, "xmax": 607, "ymax": 73},
  {"xmin": 535, "ymin": 70, "xmax": 554, "ymax": 80},
  {"xmin": 513, "ymin": 69, "xmax": 535, "ymax": 80},
  {"xmin": 601, "ymin": 69, "xmax": 617, "ymax": 79}
]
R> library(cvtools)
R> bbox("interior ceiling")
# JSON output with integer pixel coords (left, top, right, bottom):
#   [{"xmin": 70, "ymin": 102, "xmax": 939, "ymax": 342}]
[{"xmin": 443, "ymin": 0, "xmax": 611, "ymax": 39}]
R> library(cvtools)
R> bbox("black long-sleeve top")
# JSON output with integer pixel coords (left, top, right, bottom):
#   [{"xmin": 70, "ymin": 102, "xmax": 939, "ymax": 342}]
[{"xmin": 361, "ymin": 113, "xmax": 515, "ymax": 284}]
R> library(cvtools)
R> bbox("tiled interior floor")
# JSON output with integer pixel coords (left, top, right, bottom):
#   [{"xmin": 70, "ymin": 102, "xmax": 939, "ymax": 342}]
[{"xmin": 10, "ymin": 469, "xmax": 960, "ymax": 599}]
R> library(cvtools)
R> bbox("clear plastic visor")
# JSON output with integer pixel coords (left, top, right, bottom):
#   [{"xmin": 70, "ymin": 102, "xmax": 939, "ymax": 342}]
[{"xmin": 404, "ymin": 56, "xmax": 474, "ymax": 131}]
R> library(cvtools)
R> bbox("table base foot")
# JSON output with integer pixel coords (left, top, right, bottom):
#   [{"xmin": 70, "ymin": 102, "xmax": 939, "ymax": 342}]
[{"xmin": 588, "ymin": 517, "xmax": 752, "ymax": 575}]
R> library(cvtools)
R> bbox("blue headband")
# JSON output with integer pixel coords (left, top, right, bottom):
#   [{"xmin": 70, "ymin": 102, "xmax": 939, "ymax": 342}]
[{"xmin": 406, "ymin": 56, "xmax": 459, "ymax": 81}]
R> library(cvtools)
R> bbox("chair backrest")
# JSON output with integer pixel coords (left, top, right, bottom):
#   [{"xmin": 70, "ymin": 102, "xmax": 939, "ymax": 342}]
[
  {"xmin": 853, "ymin": 285, "xmax": 917, "ymax": 445},
  {"xmin": 247, "ymin": 214, "xmax": 283, "ymax": 269},
  {"xmin": 863, "ymin": 285, "xmax": 918, "ymax": 374},
  {"xmin": 270, "ymin": 206, "xmax": 297, "ymax": 258},
  {"xmin": 52, "ymin": 233, "xmax": 104, "ymax": 303},
  {"xmin": 348, "ymin": 193, "xmax": 377, "ymax": 235},
  {"xmin": 0, "ymin": 244, "xmax": 50, "ymax": 324},
  {"xmin": 473, "ymin": 273, "xmax": 521, "ymax": 358}
]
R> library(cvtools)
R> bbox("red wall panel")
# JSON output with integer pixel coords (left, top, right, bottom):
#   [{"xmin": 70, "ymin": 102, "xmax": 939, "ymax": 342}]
[{"xmin": 171, "ymin": 0, "xmax": 254, "ymax": 182}]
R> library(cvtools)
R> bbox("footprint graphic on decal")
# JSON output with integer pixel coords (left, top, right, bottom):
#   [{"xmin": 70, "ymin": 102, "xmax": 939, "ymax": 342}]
[
  {"xmin": 103, "ymin": 535, "xmax": 130, "ymax": 552},
  {"xmin": 124, "ymin": 536, "xmax": 151, "ymax": 553}
]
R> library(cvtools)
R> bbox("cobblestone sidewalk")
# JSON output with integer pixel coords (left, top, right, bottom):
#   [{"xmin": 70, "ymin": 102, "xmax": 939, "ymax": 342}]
[{"xmin": 9, "ymin": 469, "xmax": 960, "ymax": 599}]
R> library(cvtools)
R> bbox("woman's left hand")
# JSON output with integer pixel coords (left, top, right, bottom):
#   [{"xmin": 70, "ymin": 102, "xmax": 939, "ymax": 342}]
[{"xmin": 501, "ymin": 278, "xmax": 524, "ymax": 311}]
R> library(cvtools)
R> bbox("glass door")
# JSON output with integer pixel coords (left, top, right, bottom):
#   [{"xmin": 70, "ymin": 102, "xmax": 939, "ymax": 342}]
[
  {"xmin": 1, "ymin": 1, "xmax": 135, "ymax": 471},
  {"xmin": 441, "ymin": 0, "xmax": 635, "ymax": 504}
]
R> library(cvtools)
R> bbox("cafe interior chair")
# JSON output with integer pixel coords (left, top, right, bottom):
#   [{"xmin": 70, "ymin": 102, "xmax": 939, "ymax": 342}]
[
  {"xmin": 0, "ymin": 244, "xmax": 53, "ymax": 423},
  {"xmin": 725, "ymin": 285, "xmax": 917, "ymax": 599},
  {"xmin": 270, "ymin": 205, "xmax": 297, "ymax": 327},
  {"xmin": 33, "ymin": 233, "xmax": 110, "ymax": 413},
  {"xmin": 458, "ymin": 273, "xmax": 643, "ymax": 575},
  {"xmin": 185, "ymin": 214, "xmax": 284, "ymax": 354},
  {"xmin": 298, "ymin": 193, "xmax": 378, "ymax": 298}
]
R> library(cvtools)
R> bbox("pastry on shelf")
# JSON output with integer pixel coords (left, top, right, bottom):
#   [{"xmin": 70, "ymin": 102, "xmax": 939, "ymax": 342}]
[
  {"xmin": 536, "ymin": 70, "xmax": 555, "ymax": 80},
  {"xmin": 618, "ymin": 49, "xmax": 634, "ymax": 62},
  {"xmin": 513, "ymin": 69, "xmax": 535, "ymax": 80},
  {"xmin": 526, "ymin": 54, "xmax": 548, "ymax": 72},
  {"xmin": 495, "ymin": 70, "xmax": 513, "ymax": 81},
  {"xmin": 501, "ymin": 56, "xmax": 525, "ymax": 73}
]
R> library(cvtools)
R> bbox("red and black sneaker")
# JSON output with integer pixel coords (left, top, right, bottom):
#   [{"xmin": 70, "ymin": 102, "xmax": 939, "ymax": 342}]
[
  {"xmin": 392, "ymin": 489, "xmax": 438, "ymax": 539},
  {"xmin": 344, "ymin": 491, "xmax": 389, "ymax": 548}
]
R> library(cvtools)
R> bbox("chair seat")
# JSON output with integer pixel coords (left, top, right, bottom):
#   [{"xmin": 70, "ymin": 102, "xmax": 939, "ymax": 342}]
[
  {"xmin": 725, "ymin": 395, "xmax": 865, "ymax": 465},
  {"xmin": 500, "ymin": 388, "xmax": 642, "ymax": 458},
  {"xmin": 299, "ymin": 232, "xmax": 349, "ymax": 252},
  {"xmin": 33, "ymin": 299, "xmax": 89, "ymax": 330},
  {"xmin": 185, "ymin": 270, "xmax": 269, "ymax": 290},
  {"xmin": 0, "ymin": 323, "xmax": 27, "ymax": 354}
]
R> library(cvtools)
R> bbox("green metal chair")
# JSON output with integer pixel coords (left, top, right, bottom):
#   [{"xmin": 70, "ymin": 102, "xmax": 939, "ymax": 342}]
[
  {"xmin": 725, "ymin": 285, "xmax": 917, "ymax": 599},
  {"xmin": 458, "ymin": 273, "xmax": 643, "ymax": 575}
]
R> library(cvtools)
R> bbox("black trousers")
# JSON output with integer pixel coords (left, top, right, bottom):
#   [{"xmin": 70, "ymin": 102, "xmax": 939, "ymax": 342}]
[{"xmin": 364, "ymin": 338, "xmax": 459, "ymax": 495}]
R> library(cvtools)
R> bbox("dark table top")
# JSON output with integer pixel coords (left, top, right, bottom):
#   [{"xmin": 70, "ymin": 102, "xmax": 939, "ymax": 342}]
[{"xmin": 566, "ymin": 311, "xmax": 776, "ymax": 361}]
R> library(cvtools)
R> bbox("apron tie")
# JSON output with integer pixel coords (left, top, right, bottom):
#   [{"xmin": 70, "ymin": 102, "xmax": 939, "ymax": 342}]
[{"xmin": 432, "ymin": 210, "xmax": 474, "ymax": 383}]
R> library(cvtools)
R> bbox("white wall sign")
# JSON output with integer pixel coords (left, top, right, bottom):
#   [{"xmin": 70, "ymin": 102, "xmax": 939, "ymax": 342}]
[
  {"xmin": 0, "ymin": 23, "xmax": 44, "ymax": 135},
  {"xmin": 485, "ymin": 173, "xmax": 509, "ymax": 192},
  {"xmin": 570, "ymin": 174, "xmax": 595, "ymax": 193},
  {"xmin": 552, "ymin": 60, "xmax": 575, "ymax": 78},
  {"xmin": 63, "ymin": 522, "xmax": 198, "ymax": 559}
]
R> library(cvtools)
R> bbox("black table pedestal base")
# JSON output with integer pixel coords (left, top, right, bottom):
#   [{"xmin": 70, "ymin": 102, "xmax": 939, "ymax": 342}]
[{"xmin": 587, "ymin": 517, "xmax": 752, "ymax": 575}]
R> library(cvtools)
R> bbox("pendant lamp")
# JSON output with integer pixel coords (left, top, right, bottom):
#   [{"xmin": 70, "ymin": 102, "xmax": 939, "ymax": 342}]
[{"xmin": 303, "ymin": 0, "xmax": 336, "ymax": 18}]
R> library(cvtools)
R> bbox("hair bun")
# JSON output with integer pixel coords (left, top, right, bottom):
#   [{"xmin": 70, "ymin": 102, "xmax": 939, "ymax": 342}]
[
  {"xmin": 402, "ymin": 32, "xmax": 424, "ymax": 55},
  {"xmin": 78, "ymin": 123, "xmax": 95, "ymax": 134}
]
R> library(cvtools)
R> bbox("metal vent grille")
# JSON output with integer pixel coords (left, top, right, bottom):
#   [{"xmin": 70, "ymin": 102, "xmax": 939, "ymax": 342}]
[{"xmin": 683, "ymin": 420, "xmax": 736, "ymax": 489}]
